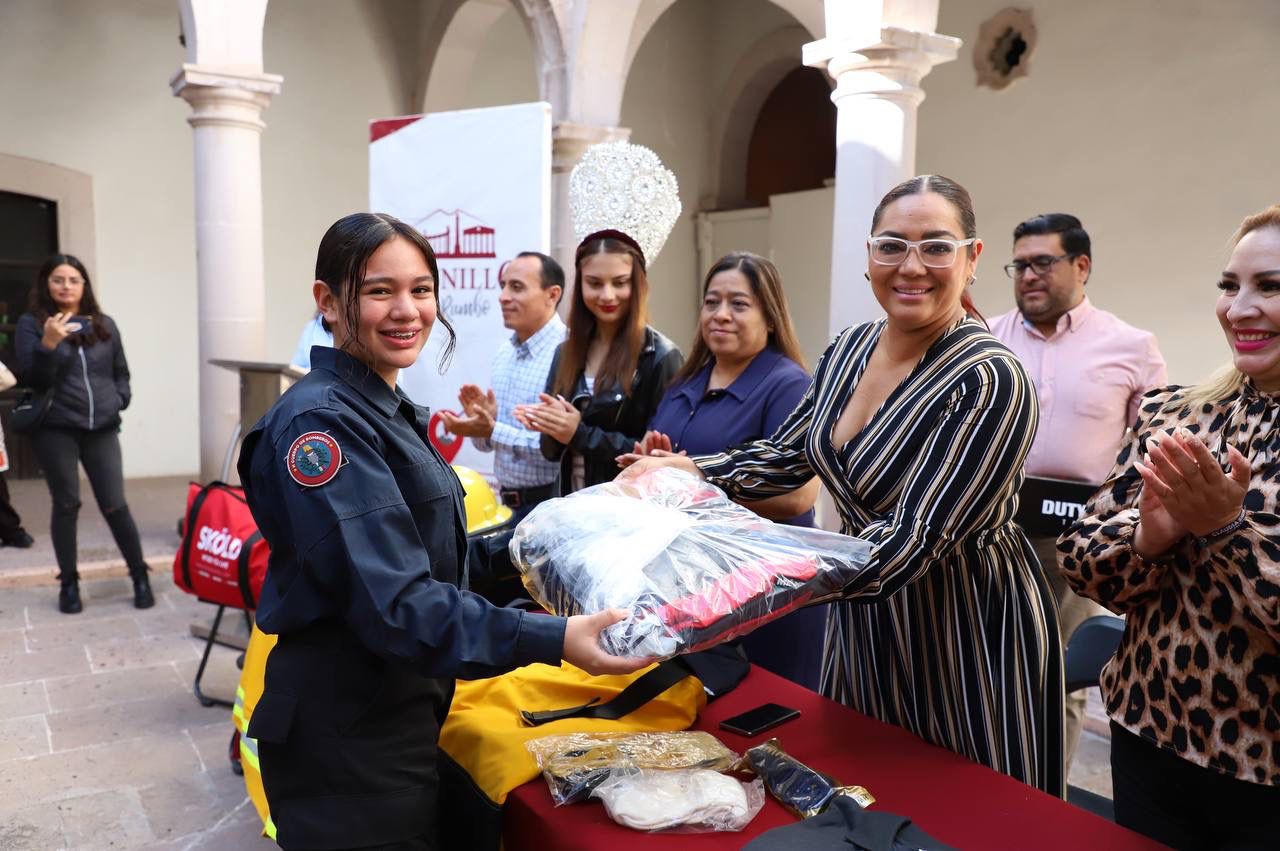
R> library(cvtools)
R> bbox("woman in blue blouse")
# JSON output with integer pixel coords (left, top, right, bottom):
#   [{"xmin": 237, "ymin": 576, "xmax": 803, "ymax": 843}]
[{"xmin": 623, "ymin": 252, "xmax": 823, "ymax": 687}]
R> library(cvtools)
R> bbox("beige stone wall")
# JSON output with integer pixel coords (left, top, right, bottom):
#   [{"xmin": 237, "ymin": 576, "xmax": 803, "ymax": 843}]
[
  {"xmin": 919, "ymin": 0, "xmax": 1280, "ymax": 385},
  {"xmin": 462, "ymin": 4, "xmax": 539, "ymax": 108}
]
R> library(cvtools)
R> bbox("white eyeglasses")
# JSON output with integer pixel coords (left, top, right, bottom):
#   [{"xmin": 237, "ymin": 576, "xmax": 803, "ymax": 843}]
[{"xmin": 868, "ymin": 237, "xmax": 976, "ymax": 269}]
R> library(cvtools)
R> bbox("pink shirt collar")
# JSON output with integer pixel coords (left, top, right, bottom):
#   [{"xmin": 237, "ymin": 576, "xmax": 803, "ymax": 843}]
[{"xmin": 1022, "ymin": 295, "xmax": 1094, "ymax": 340}]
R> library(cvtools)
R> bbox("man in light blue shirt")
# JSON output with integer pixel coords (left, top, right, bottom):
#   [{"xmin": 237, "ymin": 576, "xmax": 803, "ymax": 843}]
[{"xmin": 442, "ymin": 252, "xmax": 566, "ymax": 520}]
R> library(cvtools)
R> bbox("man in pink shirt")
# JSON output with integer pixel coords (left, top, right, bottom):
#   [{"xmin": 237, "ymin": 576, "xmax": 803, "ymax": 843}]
[{"xmin": 989, "ymin": 213, "xmax": 1167, "ymax": 771}]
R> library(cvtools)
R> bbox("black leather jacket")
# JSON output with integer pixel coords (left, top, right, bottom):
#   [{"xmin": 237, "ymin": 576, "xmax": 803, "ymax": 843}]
[
  {"xmin": 540, "ymin": 326, "xmax": 683, "ymax": 493},
  {"xmin": 15, "ymin": 313, "xmax": 131, "ymax": 431}
]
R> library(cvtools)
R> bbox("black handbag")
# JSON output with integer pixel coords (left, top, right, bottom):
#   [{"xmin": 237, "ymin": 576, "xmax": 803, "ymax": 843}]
[
  {"xmin": 10, "ymin": 388, "xmax": 55, "ymax": 434},
  {"xmin": 11, "ymin": 354, "xmax": 73, "ymax": 434}
]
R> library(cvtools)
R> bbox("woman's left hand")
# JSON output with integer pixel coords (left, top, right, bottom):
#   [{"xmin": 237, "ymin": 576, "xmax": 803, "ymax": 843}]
[
  {"xmin": 514, "ymin": 393, "xmax": 580, "ymax": 444},
  {"xmin": 1141, "ymin": 429, "xmax": 1251, "ymax": 536}
]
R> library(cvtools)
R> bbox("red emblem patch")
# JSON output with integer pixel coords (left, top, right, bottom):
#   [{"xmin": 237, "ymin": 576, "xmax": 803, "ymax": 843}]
[{"xmin": 287, "ymin": 432, "xmax": 342, "ymax": 487}]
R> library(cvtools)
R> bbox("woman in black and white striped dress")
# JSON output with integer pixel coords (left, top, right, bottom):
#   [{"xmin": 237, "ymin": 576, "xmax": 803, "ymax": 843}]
[{"xmin": 622, "ymin": 175, "xmax": 1064, "ymax": 796}]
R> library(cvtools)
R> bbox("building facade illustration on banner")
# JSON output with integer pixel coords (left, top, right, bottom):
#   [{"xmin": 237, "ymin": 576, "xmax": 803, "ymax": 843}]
[{"xmin": 420, "ymin": 209, "xmax": 498, "ymax": 260}]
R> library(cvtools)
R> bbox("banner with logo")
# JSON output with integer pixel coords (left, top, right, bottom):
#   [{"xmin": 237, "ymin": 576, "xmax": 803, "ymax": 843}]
[{"xmin": 369, "ymin": 102, "xmax": 552, "ymax": 476}]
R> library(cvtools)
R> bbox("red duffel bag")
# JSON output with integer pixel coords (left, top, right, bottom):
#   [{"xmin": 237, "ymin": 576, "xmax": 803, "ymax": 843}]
[{"xmin": 173, "ymin": 481, "xmax": 269, "ymax": 610}]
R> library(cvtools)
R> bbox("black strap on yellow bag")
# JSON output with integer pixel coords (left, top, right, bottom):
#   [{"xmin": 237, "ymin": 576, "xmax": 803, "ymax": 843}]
[
  {"xmin": 520, "ymin": 658, "xmax": 695, "ymax": 725},
  {"xmin": 519, "ymin": 644, "xmax": 749, "ymax": 726}
]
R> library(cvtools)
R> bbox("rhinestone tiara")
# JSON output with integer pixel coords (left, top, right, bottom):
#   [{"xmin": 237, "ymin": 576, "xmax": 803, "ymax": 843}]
[{"xmin": 569, "ymin": 141, "xmax": 682, "ymax": 266}]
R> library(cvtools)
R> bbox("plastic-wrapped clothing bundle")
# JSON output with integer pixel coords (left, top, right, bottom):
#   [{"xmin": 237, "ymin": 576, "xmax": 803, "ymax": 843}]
[
  {"xmin": 510, "ymin": 468, "xmax": 874, "ymax": 658},
  {"xmin": 591, "ymin": 769, "xmax": 765, "ymax": 833},
  {"xmin": 526, "ymin": 730, "xmax": 738, "ymax": 805}
]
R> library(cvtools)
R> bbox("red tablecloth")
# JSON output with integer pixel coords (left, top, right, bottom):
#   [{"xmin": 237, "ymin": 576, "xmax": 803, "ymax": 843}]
[{"xmin": 504, "ymin": 665, "xmax": 1164, "ymax": 850}]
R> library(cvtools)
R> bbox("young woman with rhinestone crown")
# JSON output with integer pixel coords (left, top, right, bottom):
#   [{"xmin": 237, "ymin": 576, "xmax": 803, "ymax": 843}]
[
  {"xmin": 516, "ymin": 142, "xmax": 685, "ymax": 492},
  {"xmin": 516, "ymin": 229, "xmax": 683, "ymax": 492}
]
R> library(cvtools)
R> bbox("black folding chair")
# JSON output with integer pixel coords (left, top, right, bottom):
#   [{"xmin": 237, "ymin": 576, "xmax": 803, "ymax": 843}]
[
  {"xmin": 1063, "ymin": 614, "xmax": 1124, "ymax": 820},
  {"xmin": 193, "ymin": 603, "xmax": 254, "ymax": 708}
]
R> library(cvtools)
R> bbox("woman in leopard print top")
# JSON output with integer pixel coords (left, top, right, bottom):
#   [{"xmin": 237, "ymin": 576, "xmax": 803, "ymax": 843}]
[{"xmin": 1060, "ymin": 205, "xmax": 1280, "ymax": 850}]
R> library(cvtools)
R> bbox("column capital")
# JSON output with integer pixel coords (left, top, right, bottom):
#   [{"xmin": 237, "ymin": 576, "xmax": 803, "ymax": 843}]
[
  {"xmin": 804, "ymin": 26, "xmax": 960, "ymax": 69},
  {"xmin": 804, "ymin": 27, "xmax": 959, "ymax": 100},
  {"xmin": 551, "ymin": 122, "xmax": 630, "ymax": 173},
  {"xmin": 170, "ymin": 64, "xmax": 283, "ymax": 132}
]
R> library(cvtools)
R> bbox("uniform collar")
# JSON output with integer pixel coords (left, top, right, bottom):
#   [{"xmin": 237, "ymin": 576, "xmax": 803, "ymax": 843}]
[
  {"xmin": 676, "ymin": 346, "xmax": 785, "ymax": 404},
  {"xmin": 310, "ymin": 346, "xmax": 404, "ymax": 418}
]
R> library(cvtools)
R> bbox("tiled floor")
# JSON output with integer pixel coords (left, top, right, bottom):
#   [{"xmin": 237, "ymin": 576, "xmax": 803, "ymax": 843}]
[{"xmin": 0, "ymin": 577, "xmax": 274, "ymax": 850}]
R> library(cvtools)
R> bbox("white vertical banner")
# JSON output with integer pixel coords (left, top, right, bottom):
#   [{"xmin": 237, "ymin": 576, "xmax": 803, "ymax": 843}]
[{"xmin": 370, "ymin": 102, "xmax": 552, "ymax": 476}]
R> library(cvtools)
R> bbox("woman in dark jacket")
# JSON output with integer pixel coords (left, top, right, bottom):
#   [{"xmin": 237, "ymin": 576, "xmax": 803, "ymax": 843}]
[
  {"xmin": 239, "ymin": 213, "xmax": 644, "ymax": 849},
  {"xmin": 516, "ymin": 230, "xmax": 682, "ymax": 492},
  {"xmin": 15, "ymin": 254, "xmax": 151, "ymax": 614}
]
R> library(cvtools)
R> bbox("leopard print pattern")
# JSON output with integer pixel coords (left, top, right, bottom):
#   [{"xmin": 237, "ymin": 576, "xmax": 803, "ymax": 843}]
[{"xmin": 1060, "ymin": 383, "xmax": 1280, "ymax": 786}]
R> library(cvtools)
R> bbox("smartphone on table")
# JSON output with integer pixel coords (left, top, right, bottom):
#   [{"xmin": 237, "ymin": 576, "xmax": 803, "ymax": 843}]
[{"xmin": 718, "ymin": 702, "xmax": 801, "ymax": 737}]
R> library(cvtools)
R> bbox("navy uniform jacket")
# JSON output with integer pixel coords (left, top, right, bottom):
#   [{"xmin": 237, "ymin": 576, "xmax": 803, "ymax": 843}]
[{"xmin": 239, "ymin": 346, "xmax": 566, "ymax": 849}]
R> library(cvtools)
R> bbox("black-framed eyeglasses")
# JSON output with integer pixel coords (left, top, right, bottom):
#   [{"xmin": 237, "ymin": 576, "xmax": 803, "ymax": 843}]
[
  {"xmin": 1003, "ymin": 254, "xmax": 1074, "ymax": 278},
  {"xmin": 868, "ymin": 237, "xmax": 976, "ymax": 269}
]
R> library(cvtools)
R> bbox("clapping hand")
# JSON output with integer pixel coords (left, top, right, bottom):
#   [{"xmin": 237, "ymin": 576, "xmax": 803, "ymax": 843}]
[
  {"xmin": 1135, "ymin": 428, "xmax": 1250, "ymax": 544},
  {"xmin": 514, "ymin": 393, "xmax": 581, "ymax": 444},
  {"xmin": 440, "ymin": 384, "xmax": 498, "ymax": 438},
  {"xmin": 458, "ymin": 384, "xmax": 497, "ymax": 420}
]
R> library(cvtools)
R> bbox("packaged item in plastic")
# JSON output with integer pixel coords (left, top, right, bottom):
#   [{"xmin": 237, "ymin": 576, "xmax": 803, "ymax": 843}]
[
  {"xmin": 511, "ymin": 468, "xmax": 873, "ymax": 658},
  {"xmin": 591, "ymin": 768, "xmax": 765, "ymax": 833},
  {"xmin": 526, "ymin": 730, "xmax": 738, "ymax": 805},
  {"xmin": 740, "ymin": 738, "xmax": 875, "ymax": 817}
]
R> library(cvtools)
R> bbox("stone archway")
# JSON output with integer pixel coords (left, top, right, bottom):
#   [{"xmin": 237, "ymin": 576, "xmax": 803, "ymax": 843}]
[
  {"xmin": 421, "ymin": 0, "xmax": 518, "ymax": 114},
  {"xmin": 706, "ymin": 25, "xmax": 823, "ymax": 210}
]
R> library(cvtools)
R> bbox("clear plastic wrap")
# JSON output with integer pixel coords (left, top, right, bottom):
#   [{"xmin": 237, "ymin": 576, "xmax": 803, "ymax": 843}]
[
  {"xmin": 511, "ymin": 468, "xmax": 874, "ymax": 658},
  {"xmin": 739, "ymin": 738, "xmax": 875, "ymax": 817},
  {"xmin": 526, "ymin": 731, "xmax": 738, "ymax": 806},
  {"xmin": 591, "ymin": 769, "xmax": 765, "ymax": 833}
]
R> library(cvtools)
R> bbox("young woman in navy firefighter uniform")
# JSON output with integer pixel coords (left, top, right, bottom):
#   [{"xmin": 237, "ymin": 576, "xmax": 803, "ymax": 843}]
[{"xmin": 239, "ymin": 213, "xmax": 647, "ymax": 851}]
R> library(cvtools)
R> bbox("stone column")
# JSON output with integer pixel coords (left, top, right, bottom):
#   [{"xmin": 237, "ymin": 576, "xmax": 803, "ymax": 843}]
[
  {"xmin": 550, "ymin": 121, "xmax": 630, "ymax": 285},
  {"xmin": 805, "ymin": 28, "xmax": 959, "ymax": 336},
  {"xmin": 171, "ymin": 65, "xmax": 282, "ymax": 481}
]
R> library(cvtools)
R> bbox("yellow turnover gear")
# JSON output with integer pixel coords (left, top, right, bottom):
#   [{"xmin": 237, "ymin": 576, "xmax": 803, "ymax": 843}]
[
  {"xmin": 234, "ymin": 466, "xmax": 512, "ymax": 838},
  {"xmin": 233, "ymin": 624, "xmax": 279, "ymax": 840},
  {"xmin": 439, "ymin": 661, "xmax": 705, "ymax": 806}
]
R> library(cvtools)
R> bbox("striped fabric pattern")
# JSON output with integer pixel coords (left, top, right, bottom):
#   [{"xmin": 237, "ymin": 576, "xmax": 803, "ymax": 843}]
[{"xmin": 695, "ymin": 317, "xmax": 1065, "ymax": 796}]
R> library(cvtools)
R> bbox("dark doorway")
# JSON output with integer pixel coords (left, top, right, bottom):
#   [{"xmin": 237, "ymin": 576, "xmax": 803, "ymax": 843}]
[
  {"xmin": 0, "ymin": 190, "xmax": 58, "ymax": 478},
  {"xmin": 744, "ymin": 67, "xmax": 836, "ymax": 208}
]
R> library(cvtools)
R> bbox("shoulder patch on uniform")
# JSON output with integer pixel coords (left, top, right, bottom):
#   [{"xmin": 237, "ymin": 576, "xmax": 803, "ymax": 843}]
[{"xmin": 286, "ymin": 431, "xmax": 342, "ymax": 487}]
